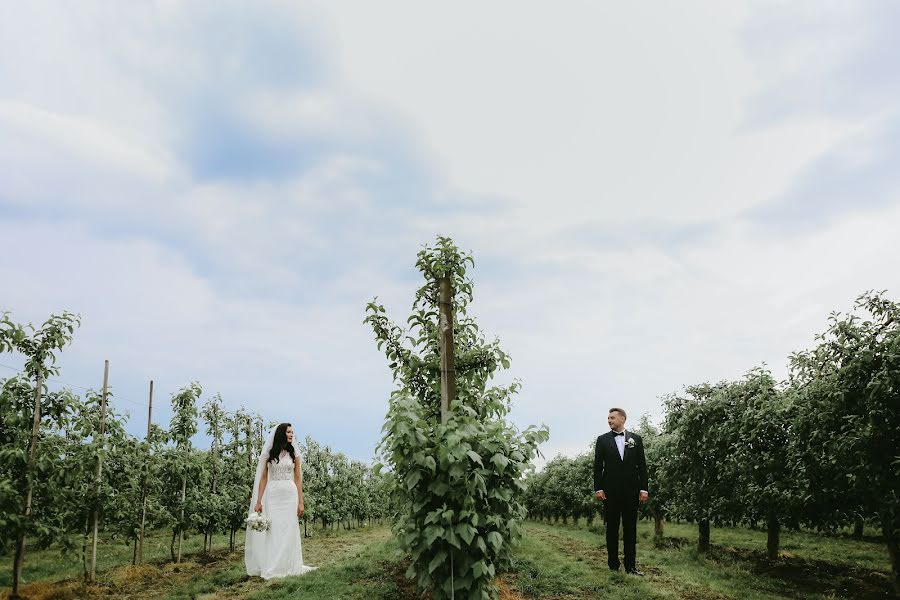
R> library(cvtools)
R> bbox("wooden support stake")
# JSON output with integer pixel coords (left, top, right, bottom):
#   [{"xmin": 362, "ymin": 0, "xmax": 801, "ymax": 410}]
[
  {"xmin": 89, "ymin": 360, "xmax": 110, "ymax": 582},
  {"xmin": 438, "ymin": 277, "xmax": 457, "ymax": 424},
  {"xmin": 137, "ymin": 380, "xmax": 153, "ymax": 564}
]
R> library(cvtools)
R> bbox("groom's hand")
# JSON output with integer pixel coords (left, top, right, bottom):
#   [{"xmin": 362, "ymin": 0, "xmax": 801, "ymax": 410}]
[
  {"xmin": 595, "ymin": 491, "xmax": 606, "ymax": 501},
  {"xmin": 639, "ymin": 491, "xmax": 649, "ymax": 503}
]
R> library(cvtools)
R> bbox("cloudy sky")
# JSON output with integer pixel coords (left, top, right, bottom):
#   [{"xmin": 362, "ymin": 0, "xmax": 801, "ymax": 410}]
[{"xmin": 1, "ymin": 1, "xmax": 898, "ymax": 465}]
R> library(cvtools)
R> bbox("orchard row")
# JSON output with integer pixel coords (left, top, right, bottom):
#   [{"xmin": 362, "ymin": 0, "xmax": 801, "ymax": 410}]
[{"xmin": 524, "ymin": 291, "xmax": 899, "ymax": 593}]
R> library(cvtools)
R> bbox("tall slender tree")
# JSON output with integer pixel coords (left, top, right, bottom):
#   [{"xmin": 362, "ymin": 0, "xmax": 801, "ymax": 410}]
[{"xmin": 366, "ymin": 237, "xmax": 548, "ymax": 599}]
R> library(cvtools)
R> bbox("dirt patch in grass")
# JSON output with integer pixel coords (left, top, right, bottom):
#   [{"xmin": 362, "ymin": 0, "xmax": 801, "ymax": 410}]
[
  {"xmin": 498, "ymin": 578, "xmax": 526, "ymax": 600},
  {"xmin": 117, "ymin": 564, "xmax": 160, "ymax": 585},
  {"xmin": 0, "ymin": 582, "xmax": 82, "ymax": 600},
  {"xmin": 349, "ymin": 558, "xmax": 425, "ymax": 600},
  {"xmin": 384, "ymin": 559, "xmax": 428, "ymax": 600},
  {"xmin": 707, "ymin": 544, "xmax": 896, "ymax": 599},
  {"xmin": 2, "ymin": 547, "xmax": 250, "ymax": 600},
  {"xmin": 652, "ymin": 535, "xmax": 690, "ymax": 550}
]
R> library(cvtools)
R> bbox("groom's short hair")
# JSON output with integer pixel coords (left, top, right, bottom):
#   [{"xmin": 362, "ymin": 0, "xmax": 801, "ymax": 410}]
[{"xmin": 609, "ymin": 407, "xmax": 627, "ymax": 419}]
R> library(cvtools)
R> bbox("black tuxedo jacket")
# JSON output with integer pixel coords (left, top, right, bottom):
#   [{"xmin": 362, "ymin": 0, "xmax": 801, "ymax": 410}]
[{"xmin": 593, "ymin": 430, "xmax": 649, "ymax": 498}]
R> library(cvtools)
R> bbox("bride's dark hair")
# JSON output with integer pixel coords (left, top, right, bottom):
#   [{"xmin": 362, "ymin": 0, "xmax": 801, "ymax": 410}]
[{"xmin": 268, "ymin": 422, "xmax": 296, "ymax": 464}]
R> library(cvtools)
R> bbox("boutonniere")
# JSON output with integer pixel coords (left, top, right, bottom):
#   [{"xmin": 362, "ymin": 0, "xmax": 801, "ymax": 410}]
[{"xmin": 625, "ymin": 437, "xmax": 636, "ymax": 449}]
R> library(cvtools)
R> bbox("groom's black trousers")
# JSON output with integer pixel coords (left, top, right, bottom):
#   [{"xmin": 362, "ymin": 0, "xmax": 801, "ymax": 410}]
[{"xmin": 603, "ymin": 494, "xmax": 639, "ymax": 570}]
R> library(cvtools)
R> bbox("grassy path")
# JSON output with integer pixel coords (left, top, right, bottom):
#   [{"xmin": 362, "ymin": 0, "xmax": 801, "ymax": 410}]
[
  {"xmin": 3, "ymin": 521, "xmax": 895, "ymax": 599},
  {"xmin": 1, "ymin": 525, "xmax": 400, "ymax": 600},
  {"xmin": 512, "ymin": 521, "xmax": 893, "ymax": 600}
]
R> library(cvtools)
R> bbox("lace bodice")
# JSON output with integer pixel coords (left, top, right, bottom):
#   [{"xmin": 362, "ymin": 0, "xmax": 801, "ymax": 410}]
[{"xmin": 268, "ymin": 454, "xmax": 295, "ymax": 481}]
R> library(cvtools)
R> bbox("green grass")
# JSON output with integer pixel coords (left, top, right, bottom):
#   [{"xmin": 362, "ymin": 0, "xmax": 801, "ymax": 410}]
[
  {"xmin": 168, "ymin": 524, "xmax": 407, "ymax": 600},
  {"xmin": 1, "ymin": 525, "xmax": 398, "ymax": 600},
  {"xmin": 2, "ymin": 520, "xmax": 895, "ymax": 599},
  {"xmin": 241, "ymin": 536, "xmax": 414, "ymax": 600},
  {"xmin": 514, "ymin": 520, "xmax": 894, "ymax": 600},
  {"xmin": 0, "ymin": 528, "xmax": 248, "ymax": 589},
  {"xmin": 506, "ymin": 527, "xmax": 671, "ymax": 599}
]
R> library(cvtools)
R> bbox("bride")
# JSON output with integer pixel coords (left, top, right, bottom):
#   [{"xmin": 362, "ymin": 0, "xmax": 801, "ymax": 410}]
[{"xmin": 245, "ymin": 422, "xmax": 317, "ymax": 579}]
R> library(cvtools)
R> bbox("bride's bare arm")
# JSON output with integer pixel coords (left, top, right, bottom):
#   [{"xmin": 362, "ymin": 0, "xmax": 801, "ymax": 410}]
[
  {"xmin": 255, "ymin": 468, "xmax": 268, "ymax": 511},
  {"xmin": 294, "ymin": 458, "xmax": 305, "ymax": 516}
]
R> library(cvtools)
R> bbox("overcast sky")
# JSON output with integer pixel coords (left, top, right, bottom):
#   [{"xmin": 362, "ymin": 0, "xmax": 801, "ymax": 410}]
[{"xmin": 2, "ymin": 1, "xmax": 898, "ymax": 466}]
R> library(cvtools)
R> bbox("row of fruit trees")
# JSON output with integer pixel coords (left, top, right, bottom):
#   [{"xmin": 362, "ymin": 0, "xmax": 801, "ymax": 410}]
[
  {"xmin": 523, "ymin": 291, "xmax": 899, "ymax": 594},
  {"xmin": 0, "ymin": 312, "xmax": 391, "ymax": 599},
  {"xmin": 5, "ymin": 236, "xmax": 897, "ymax": 599}
]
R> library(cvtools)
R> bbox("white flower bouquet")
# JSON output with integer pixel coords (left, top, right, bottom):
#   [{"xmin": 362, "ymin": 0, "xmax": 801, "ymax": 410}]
[{"xmin": 246, "ymin": 511, "xmax": 271, "ymax": 532}]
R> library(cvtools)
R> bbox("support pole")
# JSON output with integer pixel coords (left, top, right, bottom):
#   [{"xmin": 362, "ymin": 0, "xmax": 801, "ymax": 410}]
[
  {"xmin": 137, "ymin": 380, "xmax": 153, "ymax": 564},
  {"xmin": 438, "ymin": 277, "xmax": 457, "ymax": 424},
  {"xmin": 89, "ymin": 360, "xmax": 110, "ymax": 582}
]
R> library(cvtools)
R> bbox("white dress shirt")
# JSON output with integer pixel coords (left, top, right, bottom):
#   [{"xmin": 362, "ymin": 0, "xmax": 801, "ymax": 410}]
[{"xmin": 614, "ymin": 429, "xmax": 626, "ymax": 460}]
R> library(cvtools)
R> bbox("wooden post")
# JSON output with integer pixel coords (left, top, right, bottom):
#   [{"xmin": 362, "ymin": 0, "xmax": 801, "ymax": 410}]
[
  {"xmin": 245, "ymin": 417, "xmax": 254, "ymax": 517},
  {"xmin": 137, "ymin": 380, "xmax": 153, "ymax": 564},
  {"xmin": 207, "ymin": 412, "xmax": 220, "ymax": 555},
  {"xmin": 438, "ymin": 277, "xmax": 456, "ymax": 424},
  {"xmin": 11, "ymin": 372, "xmax": 43, "ymax": 599},
  {"xmin": 246, "ymin": 417, "xmax": 254, "ymax": 467},
  {"xmin": 89, "ymin": 360, "xmax": 110, "ymax": 583}
]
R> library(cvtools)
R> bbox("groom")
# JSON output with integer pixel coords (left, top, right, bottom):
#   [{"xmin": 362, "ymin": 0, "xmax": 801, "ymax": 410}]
[{"xmin": 593, "ymin": 407, "xmax": 649, "ymax": 575}]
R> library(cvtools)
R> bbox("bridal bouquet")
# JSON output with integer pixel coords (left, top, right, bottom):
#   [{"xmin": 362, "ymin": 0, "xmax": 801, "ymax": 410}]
[{"xmin": 245, "ymin": 511, "xmax": 271, "ymax": 532}]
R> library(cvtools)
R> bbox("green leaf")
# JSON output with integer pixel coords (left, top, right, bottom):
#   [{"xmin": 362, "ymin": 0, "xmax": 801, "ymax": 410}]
[
  {"xmin": 487, "ymin": 531, "xmax": 503, "ymax": 552},
  {"xmin": 406, "ymin": 470, "xmax": 422, "ymax": 490},
  {"xmin": 428, "ymin": 549, "xmax": 448, "ymax": 573}
]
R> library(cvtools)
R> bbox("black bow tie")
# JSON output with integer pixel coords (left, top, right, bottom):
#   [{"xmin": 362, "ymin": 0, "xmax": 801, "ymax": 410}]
[{"xmin": 613, "ymin": 431, "xmax": 625, "ymax": 436}]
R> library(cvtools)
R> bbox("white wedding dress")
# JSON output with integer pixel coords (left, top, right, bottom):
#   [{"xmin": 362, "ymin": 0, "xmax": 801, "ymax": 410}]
[{"xmin": 245, "ymin": 446, "xmax": 317, "ymax": 579}]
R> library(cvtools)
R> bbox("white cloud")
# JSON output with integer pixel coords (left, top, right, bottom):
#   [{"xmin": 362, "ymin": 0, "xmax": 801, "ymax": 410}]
[
  {"xmin": 2, "ymin": 0, "xmax": 899, "ymax": 468},
  {"xmin": 0, "ymin": 102, "xmax": 175, "ymax": 183},
  {"xmin": 314, "ymin": 0, "xmax": 861, "ymax": 230},
  {"xmin": 0, "ymin": 219, "xmax": 396, "ymax": 452}
]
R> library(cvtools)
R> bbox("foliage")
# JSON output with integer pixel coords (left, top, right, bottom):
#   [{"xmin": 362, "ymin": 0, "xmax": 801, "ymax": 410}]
[
  {"xmin": 523, "ymin": 453, "xmax": 597, "ymax": 526},
  {"xmin": 366, "ymin": 236, "xmax": 549, "ymax": 600},
  {"xmin": 1, "ymin": 310, "xmax": 388, "ymax": 585},
  {"xmin": 788, "ymin": 292, "xmax": 900, "ymax": 590}
]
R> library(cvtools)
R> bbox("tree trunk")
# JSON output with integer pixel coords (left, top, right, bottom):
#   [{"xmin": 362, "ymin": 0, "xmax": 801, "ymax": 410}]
[
  {"xmin": 698, "ymin": 519, "xmax": 710, "ymax": 552},
  {"xmin": 766, "ymin": 516, "xmax": 780, "ymax": 560},
  {"xmin": 883, "ymin": 519, "xmax": 900, "ymax": 596},
  {"xmin": 81, "ymin": 529, "xmax": 89, "ymax": 583},
  {"xmin": 654, "ymin": 515, "xmax": 665, "ymax": 542},
  {"xmin": 11, "ymin": 374, "xmax": 43, "ymax": 599},
  {"xmin": 170, "ymin": 530, "xmax": 177, "ymax": 563},
  {"xmin": 853, "ymin": 516, "xmax": 865, "ymax": 540},
  {"xmin": 177, "ymin": 476, "xmax": 186, "ymax": 563}
]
